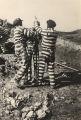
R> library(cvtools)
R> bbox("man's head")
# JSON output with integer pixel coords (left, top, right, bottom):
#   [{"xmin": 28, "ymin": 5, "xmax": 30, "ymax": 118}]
[
  {"xmin": 13, "ymin": 18, "xmax": 22, "ymax": 27},
  {"xmin": 47, "ymin": 19, "xmax": 56, "ymax": 29}
]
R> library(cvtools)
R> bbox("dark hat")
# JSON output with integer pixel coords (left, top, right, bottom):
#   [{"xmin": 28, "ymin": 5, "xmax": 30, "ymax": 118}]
[
  {"xmin": 47, "ymin": 19, "xmax": 56, "ymax": 28},
  {"xmin": 13, "ymin": 18, "xmax": 23, "ymax": 26}
]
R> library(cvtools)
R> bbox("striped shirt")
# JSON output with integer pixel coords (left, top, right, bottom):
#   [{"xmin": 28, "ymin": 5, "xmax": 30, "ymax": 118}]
[
  {"xmin": 0, "ymin": 26, "xmax": 9, "ymax": 40},
  {"xmin": 13, "ymin": 26, "xmax": 35, "ymax": 82},
  {"xmin": 34, "ymin": 26, "xmax": 58, "ymax": 50},
  {"xmin": 34, "ymin": 23, "xmax": 57, "ymax": 86}
]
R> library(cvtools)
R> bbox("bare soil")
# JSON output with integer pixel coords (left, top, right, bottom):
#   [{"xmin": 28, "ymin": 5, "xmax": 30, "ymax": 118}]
[{"xmin": 0, "ymin": 65, "xmax": 81, "ymax": 120}]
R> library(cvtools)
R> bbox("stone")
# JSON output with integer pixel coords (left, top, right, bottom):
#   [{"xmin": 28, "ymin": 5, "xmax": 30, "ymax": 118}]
[
  {"xmin": 29, "ymin": 106, "xmax": 34, "ymax": 110},
  {"xmin": 34, "ymin": 102, "xmax": 42, "ymax": 111},
  {"xmin": 36, "ymin": 109, "xmax": 46, "ymax": 119},
  {"xmin": 77, "ymin": 96, "xmax": 81, "ymax": 102},
  {"xmin": 6, "ymin": 97, "xmax": 11, "ymax": 102},
  {"xmin": 5, "ymin": 92, "xmax": 9, "ymax": 98},
  {"xmin": 60, "ymin": 97, "xmax": 65, "ymax": 100},
  {"xmin": 10, "ymin": 98, "xmax": 16, "ymax": 107},
  {"xmin": 13, "ymin": 110, "xmax": 21, "ymax": 117},
  {"xmin": 43, "ymin": 100, "xmax": 48, "ymax": 106},
  {"xmin": 22, "ymin": 107, "xmax": 30, "ymax": 113},
  {"xmin": 23, "ymin": 118, "xmax": 27, "ymax": 120},
  {"xmin": 26, "ymin": 111, "xmax": 34, "ymax": 119},
  {"xmin": 6, "ymin": 98, "xmax": 11, "ymax": 104},
  {"xmin": 65, "ymin": 99, "xmax": 72, "ymax": 104},
  {"xmin": 34, "ymin": 102, "xmax": 42, "ymax": 107},
  {"xmin": 9, "ymin": 91, "xmax": 16, "ymax": 98},
  {"xmin": 6, "ymin": 105, "xmax": 12, "ymax": 110},
  {"xmin": 54, "ymin": 96, "xmax": 59, "ymax": 101},
  {"xmin": 14, "ymin": 118, "xmax": 20, "ymax": 120},
  {"xmin": 5, "ymin": 110, "xmax": 9, "ymax": 114},
  {"xmin": 24, "ymin": 93, "xmax": 29, "ymax": 98},
  {"xmin": 15, "ymin": 99, "xmax": 20, "ymax": 107},
  {"xmin": 43, "ymin": 105, "xmax": 48, "ymax": 112},
  {"xmin": 17, "ymin": 95, "xmax": 23, "ymax": 100},
  {"xmin": 22, "ymin": 112, "xmax": 27, "ymax": 119}
]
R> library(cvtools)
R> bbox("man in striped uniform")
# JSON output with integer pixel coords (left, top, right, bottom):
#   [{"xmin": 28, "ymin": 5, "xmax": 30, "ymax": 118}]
[
  {"xmin": 0, "ymin": 24, "xmax": 10, "ymax": 53},
  {"xmin": 34, "ymin": 19, "xmax": 58, "ymax": 88},
  {"xmin": 12, "ymin": 18, "xmax": 35, "ymax": 88}
]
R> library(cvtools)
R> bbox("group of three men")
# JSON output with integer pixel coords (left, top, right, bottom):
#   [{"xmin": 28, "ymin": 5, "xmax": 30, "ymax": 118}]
[{"xmin": 12, "ymin": 18, "xmax": 58, "ymax": 89}]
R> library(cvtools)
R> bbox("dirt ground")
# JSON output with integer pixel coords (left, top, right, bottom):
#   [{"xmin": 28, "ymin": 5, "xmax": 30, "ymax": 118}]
[
  {"xmin": 0, "ymin": 66, "xmax": 81, "ymax": 120},
  {"xmin": 0, "ymin": 35, "xmax": 81, "ymax": 119}
]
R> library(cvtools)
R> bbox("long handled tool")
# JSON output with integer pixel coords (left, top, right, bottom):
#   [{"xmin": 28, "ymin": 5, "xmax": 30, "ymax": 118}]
[{"xmin": 55, "ymin": 62, "xmax": 80, "ymax": 72}]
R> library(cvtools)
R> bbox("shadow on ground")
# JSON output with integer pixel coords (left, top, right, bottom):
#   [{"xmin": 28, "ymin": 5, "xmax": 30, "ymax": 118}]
[{"xmin": 44, "ymin": 71, "xmax": 81, "ymax": 89}]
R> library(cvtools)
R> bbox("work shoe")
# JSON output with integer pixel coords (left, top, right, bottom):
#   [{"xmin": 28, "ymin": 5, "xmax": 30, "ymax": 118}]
[
  {"xmin": 24, "ymin": 80, "xmax": 33, "ymax": 86},
  {"xmin": 31, "ymin": 78, "xmax": 38, "ymax": 86},
  {"xmin": 17, "ymin": 80, "xmax": 32, "ymax": 89},
  {"xmin": 50, "ymin": 83, "xmax": 56, "ymax": 89},
  {"xmin": 38, "ymin": 78, "xmax": 45, "ymax": 86},
  {"xmin": 37, "ymin": 80, "xmax": 47, "ymax": 86},
  {"xmin": 17, "ymin": 80, "xmax": 25, "ymax": 89},
  {"xmin": 50, "ymin": 85, "xmax": 56, "ymax": 89},
  {"xmin": 31, "ymin": 78, "xmax": 43, "ymax": 86}
]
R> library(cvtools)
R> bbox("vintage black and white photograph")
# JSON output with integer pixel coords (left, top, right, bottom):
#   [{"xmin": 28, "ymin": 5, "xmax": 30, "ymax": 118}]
[{"xmin": 0, "ymin": 0, "xmax": 81, "ymax": 120}]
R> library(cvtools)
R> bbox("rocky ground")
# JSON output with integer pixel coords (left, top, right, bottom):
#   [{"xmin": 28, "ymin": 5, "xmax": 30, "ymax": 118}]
[
  {"xmin": 0, "ymin": 60, "xmax": 81, "ymax": 120},
  {"xmin": 0, "ymin": 33, "xmax": 81, "ymax": 119},
  {"xmin": 0, "ymin": 22, "xmax": 81, "ymax": 120}
]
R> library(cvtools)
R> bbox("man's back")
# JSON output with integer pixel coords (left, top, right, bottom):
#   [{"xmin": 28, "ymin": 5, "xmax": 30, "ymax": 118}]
[{"xmin": 41, "ymin": 29, "xmax": 58, "ymax": 49}]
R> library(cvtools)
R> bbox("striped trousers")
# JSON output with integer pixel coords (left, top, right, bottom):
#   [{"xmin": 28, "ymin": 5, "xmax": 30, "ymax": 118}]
[
  {"xmin": 27, "ymin": 40, "xmax": 39, "ymax": 81},
  {"xmin": 14, "ymin": 43, "xmax": 29, "ymax": 85},
  {"xmin": 39, "ymin": 47, "xmax": 55, "ymax": 86},
  {"xmin": 13, "ymin": 26, "xmax": 35, "ymax": 86}
]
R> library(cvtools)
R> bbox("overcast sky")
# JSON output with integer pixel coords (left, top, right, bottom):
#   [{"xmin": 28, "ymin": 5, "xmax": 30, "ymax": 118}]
[{"xmin": 0, "ymin": 0, "xmax": 81, "ymax": 31}]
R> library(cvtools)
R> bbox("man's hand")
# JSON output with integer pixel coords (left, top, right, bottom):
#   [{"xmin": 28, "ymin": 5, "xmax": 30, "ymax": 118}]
[{"xmin": 33, "ymin": 17, "xmax": 40, "ymax": 27}]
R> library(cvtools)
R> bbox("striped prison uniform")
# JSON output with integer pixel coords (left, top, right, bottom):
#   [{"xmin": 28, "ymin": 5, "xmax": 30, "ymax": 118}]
[
  {"xmin": 0, "ymin": 26, "xmax": 10, "ymax": 53},
  {"xmin": 35, "ymin": 25, "xmax": 58, "ymax": 86},
  {"xmin": 26, "ymin": 28, "xmax": 39, "ymax": 81},
  {"xmin": 26, "ymin": 40, "xmax": 34, "ymax": 81},
  {"xmin": 26, "ymin": 34, "xmax": 40, "ymax": 81},
  {"xmin": 0, "ymin": 26, "xmax": 10, "ymax": 42},
  {"xmin": 13, "ymin": 26, "xmax": 34, "ymax": 86},
  {"xmin": 33, "ymin": 35, "xmax": 40, "ymax": 80}
]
